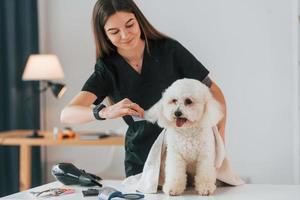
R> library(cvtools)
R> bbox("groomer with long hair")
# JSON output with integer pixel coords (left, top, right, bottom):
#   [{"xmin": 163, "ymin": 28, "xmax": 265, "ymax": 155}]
[{"xmin": 61, "ymin": 0, "xmax": 226, "ymax": 177}]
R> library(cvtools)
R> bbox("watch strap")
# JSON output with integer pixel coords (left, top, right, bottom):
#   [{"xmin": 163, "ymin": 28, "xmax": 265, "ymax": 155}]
[{"xmin": 93, "ymin": 104, "xmax": 106, "ymax": 120}]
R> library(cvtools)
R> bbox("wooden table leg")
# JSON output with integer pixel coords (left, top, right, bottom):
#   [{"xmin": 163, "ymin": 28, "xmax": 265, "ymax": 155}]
[{"xmin": 19, "ymin": 144, "xmax": 32, "ymax": 191}]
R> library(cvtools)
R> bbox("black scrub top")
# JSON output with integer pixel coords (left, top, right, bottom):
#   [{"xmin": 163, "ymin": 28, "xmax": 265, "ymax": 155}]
[{"xmin": 82, "ymin": 38, "xmax": 209, "ymax": 177}]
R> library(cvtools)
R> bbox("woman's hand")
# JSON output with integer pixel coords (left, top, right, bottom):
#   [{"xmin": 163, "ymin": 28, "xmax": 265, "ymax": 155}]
[{"xmin": 99, "ymin": 98, "xmax": 144, "ymax": 119}]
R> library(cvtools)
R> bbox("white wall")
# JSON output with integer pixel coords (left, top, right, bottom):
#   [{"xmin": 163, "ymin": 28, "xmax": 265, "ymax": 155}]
[{"xmin": 38, "ymin": 0, "xmax": 299, "ymax": 184}]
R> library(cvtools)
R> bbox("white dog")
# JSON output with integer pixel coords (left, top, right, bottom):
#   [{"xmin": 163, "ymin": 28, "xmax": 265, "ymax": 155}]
[{"xmin": 145, "ymin": 78, "xmax": 223, "ymax": 196}]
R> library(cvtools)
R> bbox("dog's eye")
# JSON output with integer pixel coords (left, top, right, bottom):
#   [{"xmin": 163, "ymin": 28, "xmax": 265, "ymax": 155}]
[
  {"xmin": 170, "ymin": 99, "xmax": 177, "ymax": 104},
  {"xmin": 184, "ymin": 98, "xmax": 193, "ymax": 105}
]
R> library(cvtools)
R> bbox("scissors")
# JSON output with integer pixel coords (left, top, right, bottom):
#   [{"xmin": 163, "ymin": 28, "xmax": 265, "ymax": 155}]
[{"xmin": 30, "ymin": 188, "xmax": 75, "ymax": 197}]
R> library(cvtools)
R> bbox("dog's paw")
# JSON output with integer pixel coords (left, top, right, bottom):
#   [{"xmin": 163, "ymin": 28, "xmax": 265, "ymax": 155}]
[
  {"xmin": 163, "ymin": 183, "xmax": 185, "ymax": 196},
  {"xmin": 195, "ymin": 182, "xmax": 216, "ymax": 196}
]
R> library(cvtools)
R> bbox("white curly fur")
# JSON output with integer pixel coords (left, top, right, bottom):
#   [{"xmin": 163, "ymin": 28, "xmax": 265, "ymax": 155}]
[{"xmin": 145, "ymin": 78, "xmax": 223, "ymax": 196}]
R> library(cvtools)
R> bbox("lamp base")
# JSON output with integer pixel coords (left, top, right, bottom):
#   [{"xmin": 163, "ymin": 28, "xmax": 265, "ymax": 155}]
[{"xmin": 26, "ymin": 130, "xmax": 44, "ymax": 138}]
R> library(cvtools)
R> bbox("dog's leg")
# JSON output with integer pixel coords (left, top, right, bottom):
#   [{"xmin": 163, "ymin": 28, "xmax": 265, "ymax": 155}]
[
  {"xmin": 194, "ymin": 157, "xmax": 216, "ymax": 196},
  {"xmin": 163, "ymin": 151, "xmax": 187, "ymax": 196}
]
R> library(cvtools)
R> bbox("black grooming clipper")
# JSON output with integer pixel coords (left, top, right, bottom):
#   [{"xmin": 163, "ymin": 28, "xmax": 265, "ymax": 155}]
[{"xmin": 51, "ymin": 163, "xmax": 102, "ymax": 187}]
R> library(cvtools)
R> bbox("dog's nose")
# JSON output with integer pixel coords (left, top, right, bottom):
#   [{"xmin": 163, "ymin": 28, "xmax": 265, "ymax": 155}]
[{"xmin": 174, "ymin": 110, "xmax": 182, "ymax": 117}]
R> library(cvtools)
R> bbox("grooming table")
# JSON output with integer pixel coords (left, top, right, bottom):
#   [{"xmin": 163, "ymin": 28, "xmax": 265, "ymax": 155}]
[{"xmin": 2, "ymin": 180, "xmax": 300, "ymax": 200}]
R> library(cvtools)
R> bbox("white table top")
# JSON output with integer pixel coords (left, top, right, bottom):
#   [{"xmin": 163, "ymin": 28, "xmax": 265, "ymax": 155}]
[{"xmin": 1, "ymin": 180, "xmax": 300, "ymax": 200}]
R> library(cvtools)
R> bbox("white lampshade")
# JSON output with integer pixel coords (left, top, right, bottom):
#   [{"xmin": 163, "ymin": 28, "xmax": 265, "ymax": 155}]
[{"xmin": 22, "ymin": 54, "xmax": 64, "ymax": 80}]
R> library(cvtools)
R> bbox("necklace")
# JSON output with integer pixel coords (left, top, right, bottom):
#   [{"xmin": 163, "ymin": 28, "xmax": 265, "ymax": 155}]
[
  {"xmin": 129, "ymin": 57, "xmax": 143, "ymax": 68},
  {"xmin": 125, "ymin": 54, "xmax": 144, "ymax": 73},
  {"xmin": 119, "ymin": 40, "xmax": 145, "ymax": 73}
]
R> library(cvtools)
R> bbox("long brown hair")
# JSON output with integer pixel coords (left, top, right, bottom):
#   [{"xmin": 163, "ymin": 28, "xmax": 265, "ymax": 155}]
[{"xmin": 92, "ymin": 0, "xmax": 168, "ymax": 60}]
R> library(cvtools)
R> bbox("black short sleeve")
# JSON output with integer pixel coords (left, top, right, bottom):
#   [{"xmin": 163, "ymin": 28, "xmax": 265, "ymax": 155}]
[
  {"xmin": 81, "ymin": 60, "xmax": 112, "ymax": 105},
  {"xmin": 173, "ymin": 40, "xmax": 209, "ymax": 81}
]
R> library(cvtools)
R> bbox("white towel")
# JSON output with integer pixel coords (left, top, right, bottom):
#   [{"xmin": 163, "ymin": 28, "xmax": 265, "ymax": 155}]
[{"xmin": 122, "ymin": 127, "xmax": 244, "ymax": 193}]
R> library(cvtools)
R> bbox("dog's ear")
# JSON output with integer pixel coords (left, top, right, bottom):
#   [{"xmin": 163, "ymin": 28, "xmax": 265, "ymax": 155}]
[
  {"xmin": 144, "ymin": 99, "xmax": 169, "ymax": 128},
  {"xmin": 199, "ymin": 93, "xmax": 224, "ymax": 128},
  {"xmin": 144, "ymin": 99, "xmax": 163, "ymax": 123}
]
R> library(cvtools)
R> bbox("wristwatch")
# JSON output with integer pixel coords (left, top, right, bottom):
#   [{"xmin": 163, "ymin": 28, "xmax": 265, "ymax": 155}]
[{"xmin": 93, "ymin": 104, "xmax": 106, "ymax": 120}]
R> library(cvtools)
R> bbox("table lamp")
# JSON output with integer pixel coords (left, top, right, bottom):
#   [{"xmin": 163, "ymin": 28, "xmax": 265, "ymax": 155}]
[
  {"xmin": 22, "ymin": 54, "xmax": 67, "ymax": 138},
  {"xmin": 22, "ymin": 55, "xmax": 67, "ymax": 97}
]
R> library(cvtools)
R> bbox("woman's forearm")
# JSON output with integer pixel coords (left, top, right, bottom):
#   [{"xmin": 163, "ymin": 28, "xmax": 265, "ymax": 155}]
[
  {"xmin": 210, "ymin": 82, "xmax": 227, "ymax": 142},
  {"xmin": 60, "ymin": 105, "xmax": 96, "ymax": 124}
]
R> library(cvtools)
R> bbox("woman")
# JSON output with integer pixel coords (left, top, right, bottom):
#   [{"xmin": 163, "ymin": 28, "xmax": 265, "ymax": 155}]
[{"xmin": 60, "ymin": 0, "xmax": 226, "ymax": 177}]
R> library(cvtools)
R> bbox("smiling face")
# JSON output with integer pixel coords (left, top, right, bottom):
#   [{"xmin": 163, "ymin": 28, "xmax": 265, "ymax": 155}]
[
  {"xmin": 162, "ymin": 79, "xmax": 208, "ymax": 129},
  {"xmin": 163, "ymin": 95, "xmax": 204, "ymax": 128},
  {"xmin": 145, "ymin": 78, "xmax": 223, "ymax": 130},
  {"xmin": 104, "ymin": 11, "xmax": 142, "ymax": 52}
]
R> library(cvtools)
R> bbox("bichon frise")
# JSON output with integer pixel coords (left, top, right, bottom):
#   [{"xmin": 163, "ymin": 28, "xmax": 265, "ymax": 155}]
[{"xmin": 145, "ymin": 78, "xmax": 223, "ymax": 196}]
